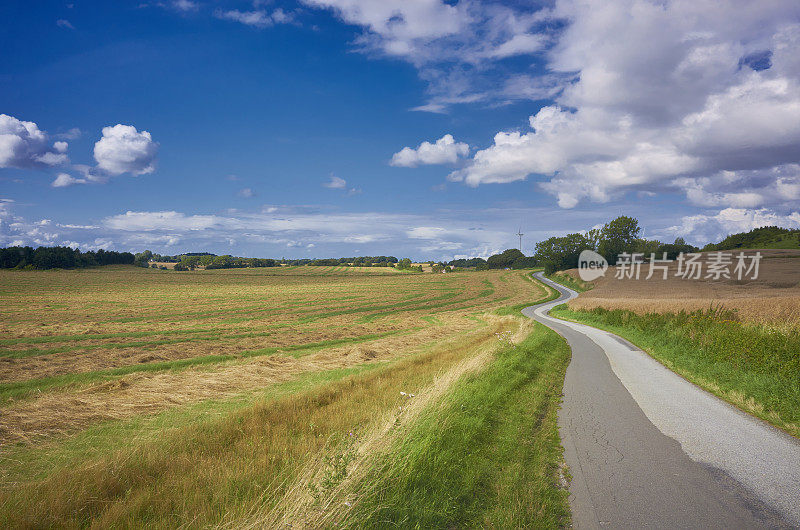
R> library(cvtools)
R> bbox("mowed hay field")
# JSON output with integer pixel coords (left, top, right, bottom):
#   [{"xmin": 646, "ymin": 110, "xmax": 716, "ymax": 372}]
[
  {"xmin": 565, "ymin": 249, "xmax": 800, "ymax": 328},
  {"xmin": 0, "ymin": 265, "xmax": 569, "ymax": 527}
]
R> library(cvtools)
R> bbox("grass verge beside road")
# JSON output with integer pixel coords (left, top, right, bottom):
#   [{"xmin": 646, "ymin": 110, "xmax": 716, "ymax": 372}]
[
  {"xmin": 552, "ymin": 305, "xmax": 800, "ymax": 438},
  {"xmin": 546, "ymin": 271, "xmax": 593, "ymax": 292},
  {"xmin": 333, "ymin": 322, "xmax": 572, "ymax": 528},
  {"xmin": 495, "ymin": 272, "xmax": 559, "ymax": 316}
]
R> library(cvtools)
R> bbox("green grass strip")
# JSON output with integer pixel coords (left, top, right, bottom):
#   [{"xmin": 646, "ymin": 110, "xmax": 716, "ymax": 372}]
[
  {"xmin": 545, "ymin": 272, "xmax": 592, "ymax": 292},
  {"xmin": 341, "ymin": 322, "xmax": 571, "ymax": 528},
  {"xmin": 494, "ymin": 273, "xmax": 559, "ymax": 316}
]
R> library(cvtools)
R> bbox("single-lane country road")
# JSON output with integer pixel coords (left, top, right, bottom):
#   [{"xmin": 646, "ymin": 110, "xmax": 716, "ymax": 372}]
[{"xmin": 524, "ymin": 272, "xmax": 800, "ymax": 529}]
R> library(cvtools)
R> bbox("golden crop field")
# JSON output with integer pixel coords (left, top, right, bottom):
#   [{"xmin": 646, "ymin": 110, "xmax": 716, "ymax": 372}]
[
  {"xmin": 564, "ymin": 249, "xmax": 800, "ymax": 328},
  {"xmin": 0, "ymin": 264, "xmax": 561, "ymax": 527}
]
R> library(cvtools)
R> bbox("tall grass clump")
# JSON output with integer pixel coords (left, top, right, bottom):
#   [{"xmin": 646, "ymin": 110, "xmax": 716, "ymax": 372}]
[
  {"xmin": 553, "ymin": 305, "xmax": 800, "ymax": 437},
  {"xmin": 336, "ymin": 323, "xmax": 572, "ymax": 528}
]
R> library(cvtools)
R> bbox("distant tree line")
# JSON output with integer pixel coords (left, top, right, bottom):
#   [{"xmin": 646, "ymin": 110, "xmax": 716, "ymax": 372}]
[
  {"xmin": 133, "ymin": 250, "xmax": 276, "ymax": 270},
  {"xmin": 702, "ymin": 226, "xmax": 800, "ymax": 251},
  {"xmin": 176, "ymin": 255, "xmax": 278, "ymax": 271},
  {"xmin": 18, "ymin": 224, "xmax": 788, "ymax": 275},
  {"xmin": 283, "ymin": 256, "xmax": 399, "ymax": 267},
  {"xmin": 533, "ymin": 216, "xmax": 698, "ymax": 274},
  {"xmin": 447, "ymin": 257, "xmax": 488, "ymax": 269},
  {"xmin": 446, "ymin": 250, "xmax": 536, "ymax": 271},
  {"xmin": 0, "ymin": 246, "xmax": 134, "ymax": 270},
  {"xmin": 133, "ymin": 251, "xmax": 217, "ymax": 266}
]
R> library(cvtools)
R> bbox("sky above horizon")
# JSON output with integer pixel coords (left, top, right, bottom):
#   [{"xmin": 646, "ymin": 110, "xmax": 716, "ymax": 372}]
[{"xmin": 2, "ymin": 0, "xmax": 800, "ymax": 260}]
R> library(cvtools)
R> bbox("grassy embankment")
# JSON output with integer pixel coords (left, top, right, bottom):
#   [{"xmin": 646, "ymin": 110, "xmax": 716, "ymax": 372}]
[
  {"xmin": 494, "ymin": 270, "xmax": 560, "ymax": 315},
  {"xmin": 0, "ymin": 268, "xmax": 571, "ymax": 527},
  {"xmin": 327, "ymin": 321, "xmax": 571, "ymax": 529},
  {"xmin": 545, "ymin": 270, "xmax": 593, "ymax": 292},
  {"xmin": 552, "ymin": 305, "xmax": 800, "ymax": 438}
]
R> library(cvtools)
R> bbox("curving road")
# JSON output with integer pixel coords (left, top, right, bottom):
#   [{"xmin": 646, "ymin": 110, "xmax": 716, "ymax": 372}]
[{"xmin": 524, "ymin": 273, "xmax": 800, "ymax": 529}]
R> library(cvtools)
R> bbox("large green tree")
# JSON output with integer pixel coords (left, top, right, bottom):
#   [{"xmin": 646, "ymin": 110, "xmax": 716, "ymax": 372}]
[
  {"xmin": 486, "ymin": 248, "xmax": 525, "ymax": 269},
  {"xmin": 598, "ymin": 216, "xmax": 641, "ymax": 264},
  {"xmin": 534, "ymin": 233, "xmax": 592, "ymax": 274}
]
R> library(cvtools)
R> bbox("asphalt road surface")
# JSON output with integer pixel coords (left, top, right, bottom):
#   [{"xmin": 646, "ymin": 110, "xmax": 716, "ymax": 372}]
[{"xmin": 524, "ymin": 272, "xmax": 800, "ymax": 529}]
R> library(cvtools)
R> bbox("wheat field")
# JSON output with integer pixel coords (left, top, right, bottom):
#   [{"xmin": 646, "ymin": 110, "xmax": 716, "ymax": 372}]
[{"xmin": 565, "ymin": 249, "xmax": 800, "ymax": 328}]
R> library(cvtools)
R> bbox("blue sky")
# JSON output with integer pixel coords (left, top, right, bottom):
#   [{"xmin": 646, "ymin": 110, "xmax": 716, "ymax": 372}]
[{"xmin": 2, "ymin": 0, "xmax": 800, "ymax": 259}]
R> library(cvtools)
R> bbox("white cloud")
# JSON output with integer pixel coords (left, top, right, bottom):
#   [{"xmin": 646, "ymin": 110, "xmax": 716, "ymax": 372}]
[
  {"xmin": 677, "ymin": 165, "xmax": 800, "ymax": 208},
  {"xmin": 323, "ymin": 175, "xmax": 347, "ymax": 189},
  {"xmin": 660, "ymin": 207, "xmax": 800, "ymax": 245},
  {"xmin": 214, "ymin": 8, "xmax": 294, "ymax": 28},
  {"xmin": 172, "ymin": 0, "xmax": 198, "ymax": 12},
  {"xmin": 57, "ymin": 128, "xmax": 81, "ymax": 140},
  {"xmin": 0, "ymin": 114, "xmax": 69, "ymax": 169},
  {"xmin": 271, "ymin": 8, "xmax": 293, "ymax": 24},
  {"xmin": 302, "ymin": 1, "xmax": 556, "ymax": 110},
  {"xmin": 302, "ymin": 0, "xmax": 467, "ymax": 53},
  {"xmin": 56, "ymin": 19, "xmax": 75, "ymax": 29},
  {"xmin": 238, "ymin": 187, "xmax": 256, "ymax": 198},
  {"xmin": 407, "ymin": 226, "xmax": 448, "ymax": 239},
  {"xmin": 452, "ymin": 0, "xmax": 800, "ymax": 211},
  {"xmin": 104, "ymin": 211, "xmax": 223, "ymax": 232},
  {"xmin": 486, "ymin": 33, "xmax": 546, "ymax": 59},
  {"xmin": 93, "ymin": 124, "xmax": 158, "ymax": 176},
  {"xmin": 51, "ymin": 173, "xmax": 88, "ymax": 188},
  {"xmin": 96, "ymin": 208, "xmax": 515, "ymax": 254},
  {"xmin": 9, "ymin": 196, "xmax": 794, "ymax": 258},
  {"xmin": 390, "ymin": 134, "xmax": 469, "ymax": 167}
]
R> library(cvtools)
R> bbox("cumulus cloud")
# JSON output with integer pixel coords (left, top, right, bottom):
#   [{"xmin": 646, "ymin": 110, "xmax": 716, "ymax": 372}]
[
  {"xmin": 323, "ymin": 175, "xmax": 347, "ymax": 189},
  {"xmin": 0, "ymin": 200, "xmax": 63, "ymax": 248},
  {"xmin": 214, "ymin": 8, "xmax": 294, "ymax": 28},
  {"xmin": 390, "ymin": 134, "xmax": 469, "ymax": 167},
  {"xmin": 323, "ymin": 174, "xmax": 362, "ymax": 195},
  {"xmin": 302, "ymin": 1, "xmax": 556, "ymax": 110},
  {"xmin": 677, "ymin": 165, "xmax": 800, "ymax": 208},
  {"xmin": 452, "ymin": 0, "xmax": 800, "ymax": 211},
  {"xmin": 171, "ymin": 0, "xmax": 198, "ymax": 12},
  {"xmin": 93, "ymin": 124, "xmax": 158, "ymax": 176},
  {"xmin": 0, "ymin": 114, "xmax": 69, "ymax": 169},
  {"xmin": 303, "ymin": 0, "xmax": 467, "ymax": 51},
  {"xmin": 57, "ymin": 127, "xmax": 81, "ymax": 140},
  {"xmin": 660, "ymin": 207, "xmax": 800, "ymax": 245},
  {"xmin": 51, "ymin": 173, "xmax": 88, "ymax": 188}
]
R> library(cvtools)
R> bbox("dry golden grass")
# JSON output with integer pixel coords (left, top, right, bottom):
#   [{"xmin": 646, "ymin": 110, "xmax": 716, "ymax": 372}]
[
  {"xmin": 237, "ymin": 316, "xmax": 531, "ymax": 530},
  {"xmin": 0, "ymin": 266, "xmax": 545, "ymax": 445},
  {"xmin": 0, "ymin": 312, "xmax": 484, "ymax": 445},
  {"xmin": 0, "ymin": 315, "xmax": 528, "ymax": 528},
  {"xmin": 567, "ymin": 249, "xmax": 800, "ymax": 328}
]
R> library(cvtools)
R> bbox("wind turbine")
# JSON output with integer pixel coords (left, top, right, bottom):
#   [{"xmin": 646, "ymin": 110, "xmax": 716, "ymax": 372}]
[{"xmin": 517, "ymin": 227, "xmax": 524, "ymax": 252}]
